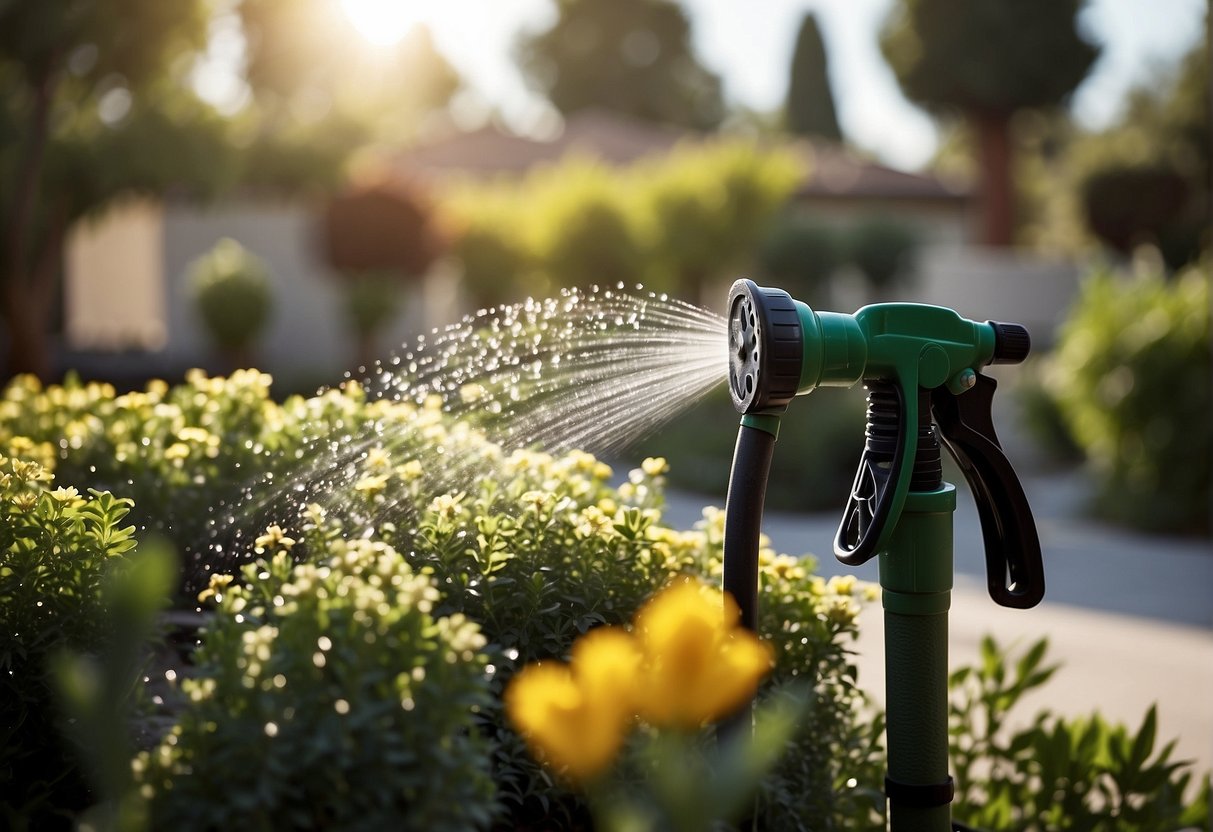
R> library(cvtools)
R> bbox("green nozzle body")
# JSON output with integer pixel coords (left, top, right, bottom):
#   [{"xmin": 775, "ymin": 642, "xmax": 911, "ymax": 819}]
[
  {"xmin": 726, "ymin": 279, "xmax": 1042, "ymax": 606},
  {"xmin": 728, "ymin": 278, "xmax": 1002, "ymax": 412}
]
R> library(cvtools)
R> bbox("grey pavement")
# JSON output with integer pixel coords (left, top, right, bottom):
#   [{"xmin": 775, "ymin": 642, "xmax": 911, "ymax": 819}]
[{"xmin": 656, "ymin": 468, "xmax": 1213, "ymax": 781}]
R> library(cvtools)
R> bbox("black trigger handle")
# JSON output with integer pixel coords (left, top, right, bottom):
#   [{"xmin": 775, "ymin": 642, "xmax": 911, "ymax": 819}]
[
  {"xmin": 834, "ymin": 381, "xmax": 910, "ymax": 566},
  {"xmin": 931, "ymin": 375, "xmax": 1045, "ymax": 609}
]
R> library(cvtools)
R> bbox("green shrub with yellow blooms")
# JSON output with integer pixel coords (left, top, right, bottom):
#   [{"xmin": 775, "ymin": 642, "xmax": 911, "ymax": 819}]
[
  {"xmin": 0, "ymin": 453, "xmax": 141, "ymax": 825},
  {"xmin": 1, "ymin": 372, "xmax": 881, "ymax": 828},
  {"xmin": 136, "ymin": 540, "xmax": 497, "ymax": 832}
]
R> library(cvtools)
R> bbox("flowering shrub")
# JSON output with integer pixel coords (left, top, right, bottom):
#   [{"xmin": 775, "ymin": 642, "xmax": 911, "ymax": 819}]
[
  {"xmin": 137, "ymin": 540, "xmax": 496, "ymax": 831},
  {"xmin": 0, "ymin": 454, "xmax": 140, "ymax": 824},
  {"xmin": 265, "ymin": 438, "xmax": 879, "ymax": 827},
  {"xmin": 1, "ymin": 372, "xmax": 881, "ymax": 827},
  {"xmin": 0, "ymin": 373, "xmax": 503, "ymax": 589},
  {"xmin": 0, "ymin": 371, "xmax": 298, "ymax": 573}
]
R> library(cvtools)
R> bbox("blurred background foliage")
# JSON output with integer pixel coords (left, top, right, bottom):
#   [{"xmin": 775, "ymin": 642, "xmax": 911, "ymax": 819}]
[
  {"xmin": 0, "ymin": 0, "xmax": 1208, "ymax": 540},
  {"xmin": 1024, "ymin": 260, "xmax": 1210, "ymax": 536},
  {"xmin": 516, "ymin": 0, "xmax": 724, "ymax": 130}
]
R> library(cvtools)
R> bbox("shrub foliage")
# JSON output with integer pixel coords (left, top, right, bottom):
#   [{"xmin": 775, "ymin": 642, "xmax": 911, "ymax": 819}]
[
  {"xmin": 1040, "ymin": 261, "xmax": 1210, "ymax": 534},
  {"xmin": 137, "ymin": 542, "xmax": 496, "ymax": 832},
  {"xmin": 0, "ymin": 454, "xmax": 140, "ymax": 825},
  {"xmin": 2, "ymin": 371, "xmax": 1208, "ymax": 830}
]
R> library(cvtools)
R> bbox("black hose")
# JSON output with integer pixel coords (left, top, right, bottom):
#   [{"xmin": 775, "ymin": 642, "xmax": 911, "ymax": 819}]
[
  {"xmin": 720, "ymin": 423, "xmax": 776, "ymax": 830},
  {"xmin": 723, "ymin": 423, "xmax": 776, "ymax": 633}
]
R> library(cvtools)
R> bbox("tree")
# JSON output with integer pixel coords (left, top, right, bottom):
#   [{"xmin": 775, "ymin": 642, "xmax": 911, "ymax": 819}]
[
  {"xmin": 784, "ymin": 13, "xmax": 843, "ymax": 143},
  {"xmin": 323, "ymin": 177, "xmax": 447, "ymax": 368},
  {"xmin": 517, "ymin": 0, "xmax": 724, "ymax": 130},
  {"xmin": 239, "ymin": 0, "xmax": 461, "ymax": 145},
  {"xmin": 881, "ymin": 0, "xmax": 1098, "ymax": 246},
  {"xmin": 0, "ymin": 1, "xmax": 216, "ymax": 381},
  {"xmin": 1080, "ymin": 35, "xmax": 1209, "ymax": 266}
]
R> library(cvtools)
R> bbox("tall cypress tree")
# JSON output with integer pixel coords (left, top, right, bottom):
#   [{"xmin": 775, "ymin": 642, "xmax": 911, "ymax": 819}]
[{"xmin": 785, "ymin": 13, "xmax": 843, "ymax": 143}]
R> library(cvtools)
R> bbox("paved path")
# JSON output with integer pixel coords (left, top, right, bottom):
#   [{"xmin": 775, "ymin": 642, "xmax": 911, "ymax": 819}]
[{"xmin": 657, "ymin": 470, "xmax": 1213, "ymax": 780}]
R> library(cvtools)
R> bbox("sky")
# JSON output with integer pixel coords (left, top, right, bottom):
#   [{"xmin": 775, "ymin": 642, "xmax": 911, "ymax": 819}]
[{"xmin": 197, "ymin": 0, "xmax": 1208, "ymax": 172}]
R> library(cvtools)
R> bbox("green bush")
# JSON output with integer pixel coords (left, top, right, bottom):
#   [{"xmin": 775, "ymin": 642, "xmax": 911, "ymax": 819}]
[
  {"xmin": 0, "ymin": 373, "xmax": 880, "ymax": 826},
  {"xmin": 343, "ymin": 272, "xmax": 404, "ymax": 340},
  {"xmin": 295, "ymin": 435, "xmax": 879, "ymax": 827},
  {"xmin": 0, "ymin": 453, "xmax": 140, "ymax": 826},
  {"xmin": 188, "ymin": 238, "xmax": 273, "ymax": 362},
  {"xmin": 137, "ymin": 541, "xmax": 496, "ymax": 831},
  {"xmin": 442, "ymin": 140, "xmax": 804, "ymax": 302},
  {"xmin": 847, "ymin": 216, "xmax": 918, "ymax": 291},
  {"xmin": 525, "ymin": 159, "xmax": 646, "ymax": 291},
  {"xmin": 453, "ymin": 222, "xmax": 532, "ymax": 310},
  {"xmin": 1012, "ymin": 359, "xmax": 1085, "ymax": 467},
  {"xmin": 0, "ymin": 371, "xmax": 308, "ymax": 575},
  {"xmin": 757, "ymin": 216, "xmax": 842, "ymax": 305},
  {"xmin": 1043, "ymin": 262, "xmax": 1210, "ymax": 534},
  {"xmin": 950, "ymin": 637, "xmax": 1209, "ymax": 831},
  {"xmin": 637, "ymin": 140, "xmax": 804, "ymax": 299}
]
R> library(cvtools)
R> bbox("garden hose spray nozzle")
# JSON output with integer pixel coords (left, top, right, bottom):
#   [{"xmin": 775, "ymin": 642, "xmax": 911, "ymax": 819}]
[{"xmin": 723, "ymin": 278, "xmax": 1043, "ymax": 618}]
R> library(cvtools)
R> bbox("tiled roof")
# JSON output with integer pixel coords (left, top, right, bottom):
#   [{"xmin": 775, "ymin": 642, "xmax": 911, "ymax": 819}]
[{"xmin": 398, "ymin": 109, "xmax": 969, "ymax": 201}]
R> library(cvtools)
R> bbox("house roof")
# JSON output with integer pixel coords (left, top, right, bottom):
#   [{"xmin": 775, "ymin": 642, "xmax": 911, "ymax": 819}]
[
  {"xmin": 795, "ymin": 142, "xmax": 970, "ymax": 201},
  {"xmin": 397, "ymin": 109, "xmax": 970, "ymax": 202}
]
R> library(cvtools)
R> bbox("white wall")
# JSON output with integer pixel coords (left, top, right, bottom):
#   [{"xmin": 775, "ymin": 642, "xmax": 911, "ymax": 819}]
[
  {"xmin": 907, "ymin": 246, "xmax": 1083, "ymax": 347},
  {"xmin": 162, "ymin": 200, "xmax": 435, "ymax": 387},
  {"xmin": 65, "ymin": 199, "xmax": 167, "ymax": 350}
]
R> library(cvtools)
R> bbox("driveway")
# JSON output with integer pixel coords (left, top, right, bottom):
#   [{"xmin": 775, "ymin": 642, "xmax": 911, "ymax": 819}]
[{"xmin": 658, "ymin": 469, "xmax": 1213, "ymax": 781}]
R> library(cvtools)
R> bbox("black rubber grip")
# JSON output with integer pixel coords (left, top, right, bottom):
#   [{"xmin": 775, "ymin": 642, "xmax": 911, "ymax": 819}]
[{"xmin": 989, "ymin": 321, "xmax": 1031, "ymax": 365}]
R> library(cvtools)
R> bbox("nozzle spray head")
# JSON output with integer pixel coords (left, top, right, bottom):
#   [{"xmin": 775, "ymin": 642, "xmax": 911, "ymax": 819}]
[
  {"xmin": 727, "ymin": 280, "xmax": 803, "ymax": 414},
  {"xmin": 727, "ymin": 278, "xmax": 867, "ymax": 415}
]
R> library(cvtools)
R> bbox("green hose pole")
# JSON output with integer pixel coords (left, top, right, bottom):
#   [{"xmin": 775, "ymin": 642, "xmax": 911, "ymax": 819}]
[{"xmin": 880, "ymin": 485, "xmax": 957, "ymax": 831}]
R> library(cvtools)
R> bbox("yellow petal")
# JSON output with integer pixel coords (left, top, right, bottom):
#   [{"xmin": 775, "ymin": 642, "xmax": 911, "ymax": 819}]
[
  {"xmin": 571, "ymin": 627, "xmax": 641, "ymax": 712},
  {"xmin": 634, "ymin": 579, "xmax": 772, "ymax": 730},
  {"xmin": 505, "ymin": 657, "xmax": 632, "ymax": 784}
]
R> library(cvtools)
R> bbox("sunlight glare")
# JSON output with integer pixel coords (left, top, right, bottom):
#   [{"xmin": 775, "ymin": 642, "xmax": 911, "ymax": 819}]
[{"xmin": 339, "ymin": 0, "xmax": 422, "ymax": 47}]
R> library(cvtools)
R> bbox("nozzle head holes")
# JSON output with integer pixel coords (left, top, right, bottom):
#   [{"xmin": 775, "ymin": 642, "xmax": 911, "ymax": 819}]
[
  {"xmin": 727, "ymin": 279, "xmax": 804, "ymax": 414},
  {"xmin": 729, "ymin": 293, "xmax": 761, "ymax": 405}
]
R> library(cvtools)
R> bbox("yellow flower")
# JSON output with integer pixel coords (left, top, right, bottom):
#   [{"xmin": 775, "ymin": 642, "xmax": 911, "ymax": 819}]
[
  {"xmin": 177, "ymin": 427, "xmax": 211, "ymax": 444},
  {"xmin": 364, "ymin": 447, "xmax": 390, "ymax": 469},
  {"xmin": 634, "ymin": 579, "xmax": 773, "ymax": 730},
  {"xmin": 197, "ymin": 573, "xmax": 235, "ymax": 604},
  {"xmin": 353, "ymin": 473, "xmax": 390, "ymax": 495},
  {"xmin": 827, "ymin": 574, "xmax": 856, "ymax": 597},
  {"xmin": 506, "ymin": 627, "xmax": 640, "ymax": 783},
  {"xmin": 641, "ymin": 456, "xmax": 669, "ymax": 477},
  {"xmin": 396, "ymin": 459, "xmax": 424, "ymax": 481},
  {"xmin": 49, "ymin": 486, "xmax": 80, "ymax": 503},
  {"xmin": 254, "ymin": 525, "xmax": 296, "ymax": 554}
]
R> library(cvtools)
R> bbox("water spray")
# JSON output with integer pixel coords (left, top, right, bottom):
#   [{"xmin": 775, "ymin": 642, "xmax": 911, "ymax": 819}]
[{"xmin": 722, "ymin": 278, "xmax": 1044, "ymax": 830}]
